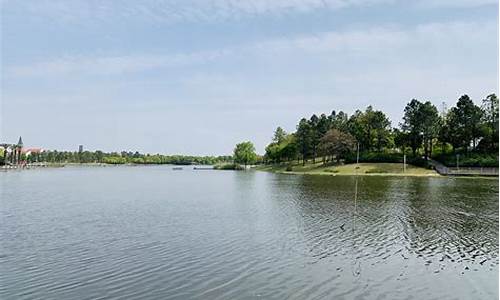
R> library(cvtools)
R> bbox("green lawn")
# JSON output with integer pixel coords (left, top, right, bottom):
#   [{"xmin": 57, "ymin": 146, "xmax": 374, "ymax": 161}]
[{"xmin": 255, "ymin": 161, "xmax": 439, "ymax": 176}]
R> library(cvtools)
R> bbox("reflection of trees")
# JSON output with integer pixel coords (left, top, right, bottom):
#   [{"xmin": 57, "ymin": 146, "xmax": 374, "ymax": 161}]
[
  {"xmin": 395, "ymin": 178, "xmax": 498, "ymax": 266},
  {"xmin": 266, "ymin": 174, "xmax": 498, "ymax": 269},
  {"xmin": 267, "ymin": 175, "xmax": 402, "ymax": 267}
]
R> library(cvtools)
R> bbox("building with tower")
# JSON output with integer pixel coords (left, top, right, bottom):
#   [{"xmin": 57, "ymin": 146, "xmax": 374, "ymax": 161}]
[{"xmin": 0, "ymin": 136, "xmax": 24, "ymax": 166}]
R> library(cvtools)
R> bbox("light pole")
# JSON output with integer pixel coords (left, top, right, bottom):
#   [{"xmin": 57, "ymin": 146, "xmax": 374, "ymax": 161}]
[{"xmin": 356, "ymin": 142, "xmax": 360, "ymax": 165}]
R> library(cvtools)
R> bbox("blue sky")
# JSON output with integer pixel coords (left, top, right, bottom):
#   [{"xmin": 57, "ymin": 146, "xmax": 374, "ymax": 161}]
[{"xmin": 1, "ymin": 0, "xmax": 498, "ymax": 155}]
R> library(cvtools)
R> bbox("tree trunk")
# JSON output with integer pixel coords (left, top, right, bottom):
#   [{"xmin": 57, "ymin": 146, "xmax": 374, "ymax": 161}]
[
  {"xmin": 424, "ymin": 138, "xmax": 429, "ymax": 159},
  {"xmin": 430, "ymin": 139, "xmax": 433, "ymax": 158}
]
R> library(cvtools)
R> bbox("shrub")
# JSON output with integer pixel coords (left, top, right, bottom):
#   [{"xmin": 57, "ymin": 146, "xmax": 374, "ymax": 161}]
[
  {"xmin": 286, "ymin": 165, "xmax": 293, "ymax": 172},
  {"xmin": 344, "ymin": 151, "xmax": 432, "ymax": 168},
  {"xmin": 433, "ymin": 153, "xmax": 499, "ymax": 167},
  {"xmin": 406, "ymin": 156, "xmax": 429, "ymax": 168},
  {"xmin": 214, "ymin": 163, "xmax": 244, "ymax": 170},
  {"xmin": 345, "ymin": 152, "xmax": 403, "ymax": 163},
  {"xmin": 102, "ymin": 156, "xmax": 127, "ymax": 164}
]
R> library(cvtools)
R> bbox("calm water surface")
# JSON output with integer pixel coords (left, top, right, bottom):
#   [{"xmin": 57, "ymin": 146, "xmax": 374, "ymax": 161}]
[{"xmin": 1, "ymin": 166, "xmax": 498, "ymax": 299}]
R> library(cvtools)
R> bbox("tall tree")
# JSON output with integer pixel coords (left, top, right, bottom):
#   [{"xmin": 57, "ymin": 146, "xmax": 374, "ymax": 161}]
[
  {"xmin": 348, "ymin": 106, "xmax": 391, "ymax": 152},
  {"xmin": 280, "ymin": 134, "xmax": 298, "ymax": 162},
  {"xmin": 481, "ymin": 93, "xmax": 499, "ymax": 151},
  {"xmin": 296, "ymin": 118, "xmax": 312, "ymax": 165},
  {"xmin": 401, "ymin": 99, "xmax": 424, "ymax": 156},
  {"xmin": 419, "ymin": 101, "xmax": 440, "ymax": 158},
  {"xmin": 330, "ymin": 110, "xmax": 349, "ymax": 132},
  {"xmin": 308, "ymin": 114, "xmax": 321, "ymax": 163},
  {"xmin": 371, "ymin": 110, "xmax": 392, "ymax": 151},
  {"xmin": 393, "ymin": 128, "xmax": 409, "ymax": 153},
  {"xmin": 347, "ymin": 110, "xmax": 367, "ymax": 150},
  {"xmin": 453, "ymin": 95, "xmax": 483, "ymax": 151},
  {"xmin": 441, "ymin": 109, "xmax": 462, "ymax": 152},
  {"xmin": 272, "ymin": 127, "xmax": 287, "ymax": 144}
]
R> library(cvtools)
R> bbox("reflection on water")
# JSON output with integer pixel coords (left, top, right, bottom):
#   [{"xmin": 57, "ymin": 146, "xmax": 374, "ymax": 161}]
[{"xmin": 1, "ymin": 166, "xmax": 498, "ymax": 299}]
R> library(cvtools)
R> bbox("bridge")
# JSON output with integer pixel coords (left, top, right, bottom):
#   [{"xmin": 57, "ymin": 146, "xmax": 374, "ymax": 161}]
[{"xmin": 428, "ymin": 158, "xmax": 499, "ymax": 177}]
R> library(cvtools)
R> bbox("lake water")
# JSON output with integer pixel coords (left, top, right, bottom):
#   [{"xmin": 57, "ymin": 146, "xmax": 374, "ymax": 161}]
[{"xmin": 1, "ymin": 166, "xmax": 498, "ymax": 299}]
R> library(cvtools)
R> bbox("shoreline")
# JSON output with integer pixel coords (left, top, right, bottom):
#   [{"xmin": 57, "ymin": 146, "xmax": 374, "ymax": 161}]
[
  {"xmin": 254, "ymin": 162, "xmax": 499, "ymax": 179},
  {"xmin": 269, "ymin": 170, "xmax": 441, "ymax": 177},
  {"xmin": 0, "ymin": 162, "xmax": 212, "ymax": 169},
  {"xmin": 257, "ymin": 169, "xmax": 498, "ymax": 179},
  {"xmin": 2, "ymin": 162, "xmax": 497, "ymax": 179}
]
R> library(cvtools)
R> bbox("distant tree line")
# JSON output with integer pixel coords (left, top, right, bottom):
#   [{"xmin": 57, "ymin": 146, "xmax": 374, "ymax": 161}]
[
  {"xmin": 21, "ymin": 150, "xmax": 232, "ymax": 166},
  {"xmin": 264, "ymin": 94, "xmax": 499, "ymax": 167}
]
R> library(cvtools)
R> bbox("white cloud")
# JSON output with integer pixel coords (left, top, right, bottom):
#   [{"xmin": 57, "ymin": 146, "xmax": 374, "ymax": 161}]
[
  {"xmin": 6, "ymin": 49, "xmax": 232, "ymax": 77},
  {"xmin": 6, "ymin": 20, "xmax": 496, "ymax": 78},
  {"xmin": 4, "ymin": 0, "xmax": 496, "ymax": 25},
  {"xmin": 415, "ymin": 0, "xmax": 497, "ymax": 8}
]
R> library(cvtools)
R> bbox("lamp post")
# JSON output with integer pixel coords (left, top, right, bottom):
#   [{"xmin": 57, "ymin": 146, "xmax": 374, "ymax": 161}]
[{"xmin": 356, "ymin": 142, "xmax": 360, "ymax": 165}]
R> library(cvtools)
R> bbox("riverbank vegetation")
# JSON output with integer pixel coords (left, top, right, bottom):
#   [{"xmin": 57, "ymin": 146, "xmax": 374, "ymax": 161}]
[
  {"xmin": 213, "ymin": 163, "xmax": 244, "ymax": 170},
  {"xmin": 15, "ymin": 150, "xmax": 232, "ymax": 166},
  {"xmin": 212, "ymin": 141, "xmax": 259, "ymax": 170},
  {"xmin": 262, "ymin": 94, "xmax": 498, "ymax": 170}
]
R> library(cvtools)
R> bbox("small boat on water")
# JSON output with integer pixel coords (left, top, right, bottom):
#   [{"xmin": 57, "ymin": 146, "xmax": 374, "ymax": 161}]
[
  {"xmin": 193, "ymin": 167, "xmax": 213, "ymax": 170},
  {"xmin": 172, "ymin": 167, "xmax": 183, "ymax": 170}
]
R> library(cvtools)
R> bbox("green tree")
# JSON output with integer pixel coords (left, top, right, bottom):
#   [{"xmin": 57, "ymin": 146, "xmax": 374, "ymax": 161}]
[
  {"xmin": 419, "ymin": 101, "xmax": 440, "ymax": 159},
  {"xmin": 393, "ymin": 128, "xmax": 409, "ymax": 153},
  {"xmin": 441, "ymin": 109, "xmax": 462, "ymax": 152},
  {"xmin": 371, "ymin": 110, "xmax": 392, "ymax": 151},
  {"xmin": 452, "ymin": 95, "xmax": 483, "ymax": 151},
  {"xmin": 272, "ymin": 127, "xmax": 287, "ymax": 144},
  {"xmin": 265, "ymin": 133, "xmax": 298, "ymax": 164},
  {"xmin": 308, "ymin": 114, "xmax": 321, "ymax": 163},
  {"xmin": 233, "ymin": 141, "xmax": 257, "ymax": 168},
  {"xmin": 330, "ymin": 110, "xmax": 349, "ymax": 132},
  {"xmin": 347, "ymin": 106, "xmax": 391, "ymax": 152},
  {"xmin": 401, "ymin": 99, "xmax": 424, "ymax": 156},
  {"xmin": 347, "ymin": 110, "xmax": 366, "ymax": 150},
  {"xmin": 280, "ymin": 134, "xmax": 298, "ymax": 162},
  {"xmin": 265, "ymin": 143, "xmax": 281, "ymax": 163},
  {"xmin": 296, "ymin": 118, "xmax": 313, "ymax": 165}
]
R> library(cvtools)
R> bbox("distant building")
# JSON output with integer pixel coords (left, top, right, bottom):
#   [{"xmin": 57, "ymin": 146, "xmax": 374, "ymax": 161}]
[
  {"xmin": 79, "ymin": 145, "xmax": 83, "ymax": 153},
  {"xmin": 1, "ymin": 136, "xmax": 25, "ymax": 165},
  {"xmin": 22, "ymin": 148, "xmax": 44, "ymax": 156}
]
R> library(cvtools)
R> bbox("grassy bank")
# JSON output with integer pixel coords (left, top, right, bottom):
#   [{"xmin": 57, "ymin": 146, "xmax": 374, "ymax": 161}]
[{"xmin": 255, "ymin": 161, "xmax": 439, "ymax": 177}]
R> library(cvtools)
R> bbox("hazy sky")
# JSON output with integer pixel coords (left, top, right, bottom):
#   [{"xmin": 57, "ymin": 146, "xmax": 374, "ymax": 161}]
[{"xmin": 1, "ymin": 0, "xmax": 498, "ymax": 155}]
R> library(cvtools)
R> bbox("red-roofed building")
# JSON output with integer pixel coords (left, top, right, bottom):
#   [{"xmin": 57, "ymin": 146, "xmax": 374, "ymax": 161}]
[{"xmin": 22, "ymin": 148, "xmax": 44, "ymax": 156}]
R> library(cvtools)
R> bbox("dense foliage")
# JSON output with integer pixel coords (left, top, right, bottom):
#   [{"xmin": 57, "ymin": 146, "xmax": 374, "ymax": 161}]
[
  {"xmin": 233, "ymin": 141, "xmax": 258, "ymax": 167},
  {"xmin": 23, "ymin": 150, "xmax": 232, "ymax": 166},
  {"xmin": 263, "ymin": 94, "xmax": 499, "ymax": 168},
  {"xmin": 213, "ymin": 163, "xmax": 245, "ymax": 170}
]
